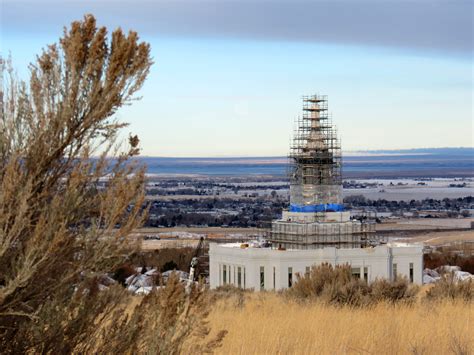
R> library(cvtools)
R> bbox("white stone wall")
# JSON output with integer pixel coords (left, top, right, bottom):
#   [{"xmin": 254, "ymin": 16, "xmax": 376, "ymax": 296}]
[{"xmin": 209, "ymin": 243, "xmax": 424, "ymax": 291}]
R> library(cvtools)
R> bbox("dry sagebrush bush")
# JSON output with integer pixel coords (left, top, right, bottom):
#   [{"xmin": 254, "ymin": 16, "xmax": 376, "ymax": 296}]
[
  {"xmin": 426, "ymin": 273, "xmax": 474, "ymax": 302},
  {"xmin": 287, "ymin": 263, "xmax": 419, "ymax": 306},
  {"xmin": 370, "ymin": 278, "xmax": 419, "ymax": 304},
  {"xmin": 0, "ymin": 13, "xmax": 151, "ymax": 352},
  {"xmin": 0, "ymin": 14, "xmax": 225, "ymax": 354},
  {"xmin": 99, "ymin": 274, "xmax": 227, "ymax": 354}
]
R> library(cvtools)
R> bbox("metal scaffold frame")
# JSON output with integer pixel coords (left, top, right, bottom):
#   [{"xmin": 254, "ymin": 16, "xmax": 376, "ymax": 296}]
[
  {"xmin": 289, "ymin": 95, "xmax": 342, "ymax": 187},
  {"xmin": 270, "ymin": 94, "xmax": 377, "ymax": 250}
]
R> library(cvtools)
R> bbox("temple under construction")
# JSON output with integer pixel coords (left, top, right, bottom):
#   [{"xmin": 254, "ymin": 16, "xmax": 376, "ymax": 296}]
[
  {"xmin": 270, "ymin": 95, "xmax": 375, "ymax": 249},
  {"xmin": 209, "ymin": 94, "xmax": 423, "ymax": 291}
]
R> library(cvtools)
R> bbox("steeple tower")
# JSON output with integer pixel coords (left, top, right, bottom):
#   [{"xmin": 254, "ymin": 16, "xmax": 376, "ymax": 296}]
[
  {"xmin": 270, "ymin": 94, "xmax": 375, "ymax": 249},
  {"xmin": 289, "ymin": 95, "xmax": 343, "ymax": 212}
]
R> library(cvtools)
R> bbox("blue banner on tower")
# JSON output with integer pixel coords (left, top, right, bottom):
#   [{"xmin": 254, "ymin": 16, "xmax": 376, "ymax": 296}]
[{"xmin": 289, "ymin": 203, "xmax": 344, "ymax": 213}]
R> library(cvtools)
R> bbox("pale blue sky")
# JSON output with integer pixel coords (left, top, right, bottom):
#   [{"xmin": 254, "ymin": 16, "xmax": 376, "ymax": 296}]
[{"xmin": 1, "ymin": 0, "xmax": 472, "ymax": 156}]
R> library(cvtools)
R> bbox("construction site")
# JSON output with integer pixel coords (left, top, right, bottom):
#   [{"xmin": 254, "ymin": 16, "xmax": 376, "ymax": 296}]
[
  {"xmin": 209, "ymin": 94, "xmax": 423, "ymax": 290},
  {"xmin": 123, "ymin": 95, "xmax": 472, "ymax": 293},
  {"xmin": 288, "ymin": 95, "xmax": 342, "ymax": 208},
  {"xmin": 271, "ymin": 95, "xmax": 376, "ymax": 249}
]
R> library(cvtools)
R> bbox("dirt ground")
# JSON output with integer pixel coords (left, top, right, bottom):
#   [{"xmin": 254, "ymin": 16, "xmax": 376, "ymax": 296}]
[
  {"xmin": 137, "ymin": 218, "xmax": 474, "ymax": 250},
  {"xmin": 397, "ymin": 230, "xmax": 474, "ymax": 246},
  {"xmin": 137, "ymin": 219, "xmax": 473, "ymax": 235},
  {"xmin": 137, "ymin": 227, "xmax": 265, "ymax": 250},
  {"xmin": 377, "ymin": 218, "xmax": 474, "ymax": 231},
  {"xmin": 136, "ymin": 226, "xmax": 264, "ymax": 235},
  {"xmin": 141, "ymin": 239, "xmax": 200, "ymax": 250}
]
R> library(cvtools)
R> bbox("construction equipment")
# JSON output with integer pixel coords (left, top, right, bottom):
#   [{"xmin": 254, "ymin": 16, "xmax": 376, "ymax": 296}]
[{"xmin": 187, "ymin": 237, "xmax": 206, "ymax": 287}]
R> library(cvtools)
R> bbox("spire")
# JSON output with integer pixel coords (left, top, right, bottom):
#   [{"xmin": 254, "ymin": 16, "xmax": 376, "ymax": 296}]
[{"xmin": 289, "ymin": 94, "xmax": 343, "ymax": 212}]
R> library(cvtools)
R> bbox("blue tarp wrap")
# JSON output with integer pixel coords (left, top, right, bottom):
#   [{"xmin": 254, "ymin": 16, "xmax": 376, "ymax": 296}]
[{"xmin": 289, "ymin": 203, "xmax": 344, "ymax": 213}]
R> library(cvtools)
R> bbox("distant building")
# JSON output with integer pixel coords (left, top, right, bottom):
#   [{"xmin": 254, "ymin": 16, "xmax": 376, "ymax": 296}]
[{"xmin": 209, "ymin": 95, "xmax": 423, "ymax": 290}]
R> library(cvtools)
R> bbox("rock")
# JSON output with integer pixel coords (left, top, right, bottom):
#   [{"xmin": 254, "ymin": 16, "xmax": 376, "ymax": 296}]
[
  {"xmin": 125, "ymin": 274, "xmax": 136, "ymax": 285},
  {"xmin": 134, "ymin": 286, "xmax": 153, "ymax": 295},
  {"xmin": 144, "ymin": 268, "xmax": 159, "ymax": 276},
  {"xmin": 454, "ymin": 270, "xmax": 474, "ymax": 282},
  {"xmin": 127, "ymin": 284, "xmax": 138, "ymax": 292},
  {"xmin": 423, "ymin": 274, "xmax": 439, "ymax": 284},
  {"xmin": 99, "ymin": 274, "xmax": 117, "ymax": 286},
  {"xmin": 98, "ymin": 284, "xmax": 109, "ymax": 291},
  {"xmin": 126, "ymin": 274, "xmax": 154, "ymax": 288},
  {"xmin": 436, "ymin": 265, "xmax": 461, "ymax": 274},
  {"xmin": 423, "ymin": 268, "xmax": 440, "ymax": 278}
]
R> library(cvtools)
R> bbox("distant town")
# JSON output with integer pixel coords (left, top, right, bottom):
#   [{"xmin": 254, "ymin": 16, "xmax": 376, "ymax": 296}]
[{"xmin": 141, "ymin": 176, "xmax": 473, "ymax": 229}]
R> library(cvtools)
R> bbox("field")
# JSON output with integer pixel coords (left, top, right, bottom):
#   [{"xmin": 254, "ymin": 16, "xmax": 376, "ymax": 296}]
[
  {"xmin": 136, "ymin": 219, "xmax": 474, "ymax": 251},
  {"xmin": 343, "ymin": 181, "xmax": 474, "ymax": 202},
  {"xmin": 208, "ymin": 293, "xmax": 473, "ymax": 354},
  {"xmin": 378, "ymin": 218, "xmax": 474, "ymax": 231},
  {"xmin": 397, "ymin": 230, "xmax": 474, "ymax": 246}
]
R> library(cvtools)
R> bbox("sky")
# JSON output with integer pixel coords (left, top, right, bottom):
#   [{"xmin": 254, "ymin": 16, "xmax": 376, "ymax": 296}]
[{"xmin": 1, "ymin": 0, "xmax": 473, "ymax": 156}]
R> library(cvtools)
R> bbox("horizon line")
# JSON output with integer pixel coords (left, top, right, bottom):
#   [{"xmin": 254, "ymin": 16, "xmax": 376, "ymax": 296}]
[{"xmin": 137, "ymin": 147, "xmax": 474, "ymax": 159}]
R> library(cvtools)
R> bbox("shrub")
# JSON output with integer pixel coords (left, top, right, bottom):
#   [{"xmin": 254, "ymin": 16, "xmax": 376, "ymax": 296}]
[
  {"xmin": 0, "ymin": 15, "xmax": 224, "ymax": 353},
  {"xmin": 322, "ymin": 278, "xmax": 371, "ymax": 307},
  {"xmin": 0, "ymin": 14, "xmax": 151, "ymax": 350},
  {"xmin": 370, "ymin": 277, "xmax": 419, "ymax": 304},
  {"xmin": 103, "ymin": 274, "xmax": 227, "ymax": 354},
  {"xmin": 288, "ymin": 263, "xmax": 352, "ymax": 300},
  {"xmin": 426, "ymin": 273, "xmax": 474, "ymax": 302},
  {"xmin": 4, "ymin": 274, "xmax": 227, "ymax": 353},
  {"xmin": 287, "ymin": 263, "xmax": 419, "ymax": 306}
]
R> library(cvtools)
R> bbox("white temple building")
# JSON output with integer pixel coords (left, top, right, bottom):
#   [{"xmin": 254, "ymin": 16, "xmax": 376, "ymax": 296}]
[
  {"xmin": 209, "ymin": 243, "xmax": 423, "ymax": 290},
  {"xmin": 209, "ymin": 95, "xmax": 423, "ymax": 291}
]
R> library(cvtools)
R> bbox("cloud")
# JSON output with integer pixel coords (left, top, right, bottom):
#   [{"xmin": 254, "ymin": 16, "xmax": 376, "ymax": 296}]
[{"xmin": 2, "ymin": 0, "xmax": 472, "ymax": 55}]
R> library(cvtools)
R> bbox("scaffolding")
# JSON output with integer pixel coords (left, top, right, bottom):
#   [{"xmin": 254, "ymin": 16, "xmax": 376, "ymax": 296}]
[
  {"xmin": 269, "ymin": 94, "xmax": 377, "ymax": 249},
  {"xmin": 289, "ymin": 95, "xmax": 342, "ymax": 207}
]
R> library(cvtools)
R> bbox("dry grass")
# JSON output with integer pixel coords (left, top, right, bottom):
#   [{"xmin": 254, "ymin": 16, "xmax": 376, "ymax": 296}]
[{"xmin": 208, "ymin": 293, "xmax": 474, "ymax": 354}]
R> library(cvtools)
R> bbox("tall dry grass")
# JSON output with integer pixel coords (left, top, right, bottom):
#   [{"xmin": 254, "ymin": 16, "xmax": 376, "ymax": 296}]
[{"xmin": 208, "ymin": 293, "xmax": 473, "ymax": 354}]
